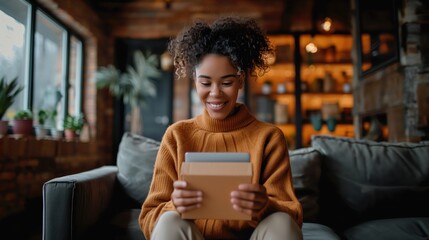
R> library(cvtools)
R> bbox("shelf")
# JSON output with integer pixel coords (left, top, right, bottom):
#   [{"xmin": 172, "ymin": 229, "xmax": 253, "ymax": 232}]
[
  {"xmin": 254, "ymin": 91, "xmax": 352, "ymax": 97},
  {"xmin": 250, "ymin": 33, "xmax": 354, "ymax": 149},
  {"xmin": 301, "ymin": 119, "xmax": 353, "ymax": 125},
  {"xmin": 302, "ymin": 91, "xmax": 352, "ymax": 95},
  {"xmin": 301, "ymin": 60, "xmax": 353, "ymax": 65},
  {"xmin": 274, "ymin": 119, "xmax": 353, "ymax": 126}
]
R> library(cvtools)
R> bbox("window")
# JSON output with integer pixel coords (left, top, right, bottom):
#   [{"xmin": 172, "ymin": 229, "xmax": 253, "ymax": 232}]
[
  {"xmin": 34, "ymin": 10, "xmax": 65, "ymax": 122},
  {"xmin": 0, "ymin": 0, "xmax": 30, "ymax": 116},
  {"xmin": 356, "ymin": 0, "xmax": 399, "ymax": 77},
  {"xmin": 68, "ymin": 36, "xmax": 83, "ymax": 116},
  {"xmin": 0, "ymin": 0, "xmax": 84, "ymax": 129}
]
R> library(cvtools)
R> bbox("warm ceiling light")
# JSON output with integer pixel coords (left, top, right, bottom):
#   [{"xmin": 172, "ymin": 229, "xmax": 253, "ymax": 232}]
[
  {"xmin": 321, "ymin": 17, "xmax": 332, "ymax": 32},
  {"xmin": 161, "ymin": 51, "xmax": 173, "ymax": 71},
  {"xmin": 305, "ymin": 42, "xmax": 318, "ymax": 53}
]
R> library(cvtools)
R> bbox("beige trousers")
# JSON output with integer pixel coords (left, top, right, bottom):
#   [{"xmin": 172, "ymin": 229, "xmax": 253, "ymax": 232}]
[{"xmin": 151, "ymin": 211, "xmax": 302, "ymax": 240}]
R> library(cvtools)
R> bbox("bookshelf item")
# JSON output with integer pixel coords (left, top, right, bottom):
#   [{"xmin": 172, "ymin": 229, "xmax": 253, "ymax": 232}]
[{"xmin": 250, "ymin": 34, "xmax": 354, "ymax": 148}]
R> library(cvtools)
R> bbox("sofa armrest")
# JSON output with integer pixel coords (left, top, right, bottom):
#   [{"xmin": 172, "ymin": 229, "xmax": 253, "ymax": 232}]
[{"xmin": 42, "ymin": 166, "xmax": 118, "ymax": 240}]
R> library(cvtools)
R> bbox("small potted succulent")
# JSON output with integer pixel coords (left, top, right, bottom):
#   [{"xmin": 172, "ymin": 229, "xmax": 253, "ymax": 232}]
[
  {"xmin": 13, "ymin": 109, "xmax": 33, "ymax": 136},
  {"xmin": 46, "ymin": 109, "xmax": 61, "ymax": 139},
  {"xmin": 63, "ymin": 113, "xmax": 84, "ymax": 140},
  {"xmin": 35, "ymin": 109, "xmax": 48, "ymax": 138},
  {"xmin": 0, "ymin": 76, "xmax": 23, "ymax": 135}
]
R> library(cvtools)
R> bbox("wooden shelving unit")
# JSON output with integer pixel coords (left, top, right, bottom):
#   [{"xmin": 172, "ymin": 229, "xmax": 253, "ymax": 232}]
[{"xmin": 249, "ymin": 34, "xmax": 354, "ymax": 149}]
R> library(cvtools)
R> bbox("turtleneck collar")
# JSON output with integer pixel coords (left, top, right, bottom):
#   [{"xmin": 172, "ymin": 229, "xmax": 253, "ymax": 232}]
[{"xmin": 195, "ymin": 104, "xmax": 256, "ymax": 132}]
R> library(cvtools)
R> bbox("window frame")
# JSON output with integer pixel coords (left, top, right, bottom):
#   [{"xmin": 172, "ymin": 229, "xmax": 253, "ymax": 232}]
[{"xmin": 1, "ymin": 0, "xmax": 85, "ymax": 125}]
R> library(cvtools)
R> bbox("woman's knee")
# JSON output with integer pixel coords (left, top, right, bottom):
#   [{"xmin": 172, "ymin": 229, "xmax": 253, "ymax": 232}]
[
  {"xmin": 152, "ymin": 211, "xmax": 204, "ymax": 240},
  {"xmin": 251, "ymin": 212, "xmax": 302, "ymax": 240},
  {"xmin": 270, "ymin": 212, "xmax": 296, "ymax": 225},
  {"xmin": 157, "ymin": 211, "xmax": 182, "ymax": 225}
]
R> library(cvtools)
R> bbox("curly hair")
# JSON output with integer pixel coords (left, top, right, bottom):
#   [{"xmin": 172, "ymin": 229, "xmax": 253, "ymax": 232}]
[{"xmin": 168, "ymin": 16, "xmax": 274, "ymax": 80}]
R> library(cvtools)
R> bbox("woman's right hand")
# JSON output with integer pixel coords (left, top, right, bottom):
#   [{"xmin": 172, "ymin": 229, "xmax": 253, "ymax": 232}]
[{"xmin": 171, "ymin": 180, "xmax": 203, "ymax": 213}]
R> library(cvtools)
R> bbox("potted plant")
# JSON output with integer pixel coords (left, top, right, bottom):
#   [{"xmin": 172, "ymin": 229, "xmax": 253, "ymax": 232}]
[
  {"xmin": 64, "ymin": 113, "xmax": 84, "ymax": 140},
  {"xmin": 35, "ymin": 109, "xmax": 48, "ymax": 138},
  {"xmin": 95, "ymin": 51, "xmax": 160, "ymax": 134},
  {"xmin": 0, "ymin": 76, "xmax": 23, "ymax": 135},
  {"xmin": 13, "ymin": 109, "xmax": 33, "ymax": 136},
  {"xmin": 46, "ymin": 109, "xmax": 61, "ymax": 139}
]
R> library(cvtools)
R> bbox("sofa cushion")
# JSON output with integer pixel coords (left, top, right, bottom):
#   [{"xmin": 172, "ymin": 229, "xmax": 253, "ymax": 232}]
[
  {"xmin": 311, "ymin": 135, "xmax": 429, "ymax": 228},
  {"xmin": 343, "ymin": 217, "xmax": 429, "ymax": 240},
  {"xmin": 117, "ymin": 132, "xmax": 160, "ymax": 204},
  {"xmin": 289, "ymin": 147, "xmax": 322, "ymax": 221}
]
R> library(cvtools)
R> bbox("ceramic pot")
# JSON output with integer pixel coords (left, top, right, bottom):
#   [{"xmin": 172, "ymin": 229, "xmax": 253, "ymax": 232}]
[
  {"xmin": 326, "ymin": 117, "xmax": 337, "ymax": 132},
  {"xmin": 274, "ymin": 102, "xmax": 289, "ymax": 124},
  {"xmin": 0, "ymin": 120, "xmax": 8, "ymax": 135},
  {"xmin": 13, "ymin": 119, "xmax": 33, "ymax": 136},
  {"xmin": 50, "ymin": 128, "xmax": 63, "ymax": 139},
  {"xmin": 321, "ymin": 102, "xmax": 340, "ymax": 120},
  {"xmin": 35, "ymin": 126, "xmax": 47, "ymax": 139},
  {"xmin": 310, "ymin": 114, "xmax": 323, "ymax": 131},
  {"xmin": 262, "ymin": 81, "xmax": 272, "ymax": 95},
  {"xmin": 64, "ymin": 129, "xmax": 76, "ymax": 140}
]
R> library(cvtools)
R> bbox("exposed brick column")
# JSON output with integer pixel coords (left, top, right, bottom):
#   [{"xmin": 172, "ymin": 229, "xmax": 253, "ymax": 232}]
[
  {"xmin": 401, "ymin": 0, "xmax": 429, "ymax": 140},
  {"xmin": 353, "ymin": 0, "xmax": 429, "ymax": 142}
]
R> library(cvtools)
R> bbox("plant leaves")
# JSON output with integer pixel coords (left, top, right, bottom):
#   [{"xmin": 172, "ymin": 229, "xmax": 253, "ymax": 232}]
[
  {"xmin": 94, "ymin": 51, "xmax": 161, "ymax": 108},
  {"xmin": 0, "ymin": 76, "xmax": 23, "ymax": 119}
]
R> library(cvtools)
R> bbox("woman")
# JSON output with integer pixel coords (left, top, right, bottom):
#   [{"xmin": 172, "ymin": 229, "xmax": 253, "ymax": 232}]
[{"xmin": 139, "ymin": 16, "xmax": 303, "ymax": 240}]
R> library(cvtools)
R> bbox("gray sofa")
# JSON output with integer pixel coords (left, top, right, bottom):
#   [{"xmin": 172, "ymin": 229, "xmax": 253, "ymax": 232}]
[{"xmin": 42, "ymin": 133, "xmax": 429, "ymax": 240}]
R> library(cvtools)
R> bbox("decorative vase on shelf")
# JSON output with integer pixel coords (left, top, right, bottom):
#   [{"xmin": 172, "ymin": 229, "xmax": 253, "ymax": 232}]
[
  {"xmin": 301, "ymin": 82, "xmax": 309, "ymax": 92},
  {"xmin": 310, "ymin": 113, "xmax": 323, "ymax": 131},
  {"xmin": 341, "ymin": 71, "xmax": 351, "ymax": 93},
  {"xmin": 274, "ymin": 102, "xmax": 289, "ymax": 124},
  {"xmin": 321, "ymin": 102, "xmax": 340, "ymax": 121},
  {"xmin": 262, "ymin": 81, "xmax": 272, "ymax": 95},
  {"xmin": 277, "ymin": 83, "xmax": 286, "ymax": 94},
  {"xmin": 312, "ymin": 78, "xmax": 324, "ymax": 92},
  {"xmin": 343, "ymin": 82, "xmax": 351, "ymax": 93},
  {"xmin": 323, "ymin": 72, "xmax": 336, "ymax": 93},
  {"xmin": 326, "ymin": 116, "xmax": 337, "ymax": 132}
]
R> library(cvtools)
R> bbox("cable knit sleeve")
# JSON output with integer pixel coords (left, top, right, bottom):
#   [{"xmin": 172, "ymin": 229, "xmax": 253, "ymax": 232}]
[
  {"xmin": 254, "ymin": 128, "xmax": 303, "ymax": 227},
  {"xmin": 139, "ymin": 127, "xmax": 179, "ymax": 239}
]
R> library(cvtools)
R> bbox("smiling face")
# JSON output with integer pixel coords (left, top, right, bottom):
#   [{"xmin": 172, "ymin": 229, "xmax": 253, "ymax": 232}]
[{"xmin": 194, "ymin": 54, "xmax": 244, "ymax": 120}]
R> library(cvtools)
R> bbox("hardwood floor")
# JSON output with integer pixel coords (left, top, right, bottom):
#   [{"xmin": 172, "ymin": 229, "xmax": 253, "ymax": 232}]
[{"xmin": 0, "ymin": 198, "xmax": 42, "ymax": 240}]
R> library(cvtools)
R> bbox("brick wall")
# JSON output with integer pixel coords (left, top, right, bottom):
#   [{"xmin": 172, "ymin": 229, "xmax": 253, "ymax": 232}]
[
  {"xmin": 1, "ymin": 0, "xmax": 117, "ymax": 221},
  {"xmin": 0, "ymin": 136, "xmax": 111, "ymax": 220}
]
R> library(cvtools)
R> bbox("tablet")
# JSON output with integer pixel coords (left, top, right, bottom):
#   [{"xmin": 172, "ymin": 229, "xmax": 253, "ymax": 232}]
[{"xmin": 185, "ymin": 152, "xmax": 250, "ymax": 163}]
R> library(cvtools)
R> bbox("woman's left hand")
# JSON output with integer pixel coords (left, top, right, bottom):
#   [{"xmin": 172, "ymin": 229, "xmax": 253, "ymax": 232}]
[{"xmin": 230, "ymin": 183, "xmax": 268, "ymax": 217}]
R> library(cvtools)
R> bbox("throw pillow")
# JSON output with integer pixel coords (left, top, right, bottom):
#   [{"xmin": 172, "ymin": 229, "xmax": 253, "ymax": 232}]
[
  {"xmin": 289, "ymin": 147, "xmax": 322, "ymax": 221},
  {"xmin": 117, "ymin": 132, "xmax": 160, "ymax": 204}
]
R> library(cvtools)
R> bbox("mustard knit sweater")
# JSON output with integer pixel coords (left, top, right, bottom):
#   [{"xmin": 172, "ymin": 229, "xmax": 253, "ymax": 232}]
[{"xmin": 139, "ymin": 104, "xmax": 303, "ymax": 239}]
